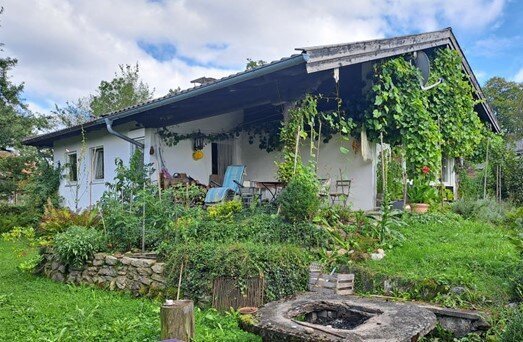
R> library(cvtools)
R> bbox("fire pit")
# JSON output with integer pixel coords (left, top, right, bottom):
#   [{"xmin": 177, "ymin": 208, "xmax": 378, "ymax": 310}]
[{"xmin": 241, "ymin": 293, "xmax": 437, "ymax": 341}]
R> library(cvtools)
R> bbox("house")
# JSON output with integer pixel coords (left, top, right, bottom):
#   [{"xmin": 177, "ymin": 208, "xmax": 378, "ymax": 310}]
[{"xmin": 24, "ymin": 28, "xmax": 499, "ymax": 211}]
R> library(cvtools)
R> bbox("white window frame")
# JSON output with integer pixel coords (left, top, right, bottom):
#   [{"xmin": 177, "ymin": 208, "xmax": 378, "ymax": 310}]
[
  {"xmin": 441, "ymin": 157, "xmax": 455, "ymax": 187},
  {"xmin": 66, "ymin": 151, "xmax": 78, "ymax": 185},
  {"xmin": 90, "ymin": 146, "xmax": 105, "ymax": 182}
]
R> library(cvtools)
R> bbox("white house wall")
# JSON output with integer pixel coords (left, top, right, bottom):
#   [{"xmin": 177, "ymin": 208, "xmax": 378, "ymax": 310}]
[
  {"xmin": 151, "ymin": 111, "xmax": 243, "ymax": 185},
  {"xmin": 240, "ymin": 133, "xmax": 377, "ymax": 211},
  {"xmin": 53, "ymin": 126, "xmax": 147, "ymax": 211}
]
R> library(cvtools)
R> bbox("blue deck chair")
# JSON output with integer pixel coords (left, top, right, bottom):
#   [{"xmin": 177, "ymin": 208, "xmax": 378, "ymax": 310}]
[{"xmin": 204, "ymin": 165, "xmax": 246, "ymax": 204}]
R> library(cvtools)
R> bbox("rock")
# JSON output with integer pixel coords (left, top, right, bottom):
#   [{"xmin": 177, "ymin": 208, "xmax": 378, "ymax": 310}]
[
  {"xmin": 98, "ymin": 267, "xmax": 117, "ymax": 277},
  {"xmin": 137, "ymin": 267, "xmax": 152, "ymax": 276},
  {"xmin": 93, "ymin": 259, "xmax": 104, "ymax": 266},
  {"xmin": 51, "ymin": 261, "xmax": 60, "ymax": 270},
  {"xmin": 131, "ymin": 258, "xmax": 156, "ymax": 268},
  {"xmin": 151, "ymin": 263, "xmax": 165, "ymax": 274},
  {"xmin": 121, "ymin": 257, "xmax": 132, "ymax": 265},
  {"xmin": 116, "ymin": 276, "xmax": 127, "ymax": 289},
  {"xmin": 94, "ymin": 253, "xmax": 106, "ymax": 260},
  {"xmin": 105, "ymin": 255, "xmax": 118, "ymax": 265},
  {"xmin": 51, "ymin": 272, "xmax": 64, "ymax": 282},
  {"xmin": 151, "ymin": 273, "xmax": 165, "ymax": 283},
  {"xmin": 57, "ymin": 264, "xmax": 66, "ymax": 273},
  {"xmin": 140, "ymin": 276, "xmax": 152, "ymax": 285}
]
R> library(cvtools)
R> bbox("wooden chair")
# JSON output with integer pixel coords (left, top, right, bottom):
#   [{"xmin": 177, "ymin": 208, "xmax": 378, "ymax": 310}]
[
  {"xmin": 318, "ymin": 178, "xmax": 331, "ymax": 202},
  {"xmin": 330, "ymin": 179, "xmax": 351, "ymax": 207}
]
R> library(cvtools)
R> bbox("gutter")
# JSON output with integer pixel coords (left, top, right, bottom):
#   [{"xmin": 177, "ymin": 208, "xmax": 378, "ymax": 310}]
[{"xmin": 104, "ymin": 118, "xmax": 144, "ymax": 149}]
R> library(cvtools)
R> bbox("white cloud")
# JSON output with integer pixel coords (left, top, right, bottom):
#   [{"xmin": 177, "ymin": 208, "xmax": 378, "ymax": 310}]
[
  {"xmin": 515, "ymin": 68, "xmax": 523, "ymax": 82},
  {"xmin": 0, "ymin": 0, "xmax": 507, "ymax": 115}
]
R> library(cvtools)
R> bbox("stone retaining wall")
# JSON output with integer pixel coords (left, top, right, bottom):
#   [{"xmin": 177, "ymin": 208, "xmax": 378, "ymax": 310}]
[{"xmin": 39, "ymin": 248, "xmax": 166, "ymax": 297}]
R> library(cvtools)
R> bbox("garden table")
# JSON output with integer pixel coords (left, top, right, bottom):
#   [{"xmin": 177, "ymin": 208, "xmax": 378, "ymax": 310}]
[{"xmin": 255, "ymin": 181, "xmax": 285, "ymax": 201}]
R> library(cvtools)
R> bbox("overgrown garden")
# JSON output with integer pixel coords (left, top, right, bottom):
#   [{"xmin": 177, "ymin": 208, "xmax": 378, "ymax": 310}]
[{"xmin": 1, "ymin": 44, "xmax": 522, "ymax": 340}]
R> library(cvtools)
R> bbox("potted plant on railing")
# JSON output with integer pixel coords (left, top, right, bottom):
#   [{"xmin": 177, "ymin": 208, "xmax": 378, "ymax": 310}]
[{"xmin": 407, "ymin": 177, "xmax": 438, "ymax": 214}]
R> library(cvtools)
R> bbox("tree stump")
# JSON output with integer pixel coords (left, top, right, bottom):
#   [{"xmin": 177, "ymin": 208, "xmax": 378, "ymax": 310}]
[{"xmin": 160, "ymin": 300, "xmax": 195, "ymax": 341}]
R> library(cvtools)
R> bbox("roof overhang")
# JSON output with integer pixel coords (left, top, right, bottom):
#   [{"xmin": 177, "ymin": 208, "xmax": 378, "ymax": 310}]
[
  {"xmin": 24, "ymin": 28, "xmax": 499, "ymax": 148},
  {"xmin": 296, "ymin": 28, "xmax": 500, "ymax": 133}
]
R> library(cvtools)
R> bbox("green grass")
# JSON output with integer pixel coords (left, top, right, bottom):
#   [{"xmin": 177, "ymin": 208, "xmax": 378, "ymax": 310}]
[
  {"xmin": 359, "ymin": 215, "xmax": 520, "ymax": 305},
  {"xmin": 0, "ymin": 240, "xmax": 260, "ymax": 341}
]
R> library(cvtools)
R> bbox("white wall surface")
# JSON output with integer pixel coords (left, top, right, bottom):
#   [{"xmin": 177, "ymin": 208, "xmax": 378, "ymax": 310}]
[
  {"xmin": 53, "ymin": 126, "xmax": 146, "ymax": 211},
  {"xmin": 54, "ymin": 110, "xmax": 377, "ymax": 211},
  {"xmin": 150, "ymin": 111, "xmax": 243, "ymax": 185},
  {"xmin": 240, "ymin": 133, "xmax": 377, "ymax": 210}
]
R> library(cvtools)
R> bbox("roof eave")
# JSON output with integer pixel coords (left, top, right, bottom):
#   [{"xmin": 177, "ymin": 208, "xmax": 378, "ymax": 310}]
[{"xmin": 23, "ymin": 53, "xmax": 309, "ymax": 147}]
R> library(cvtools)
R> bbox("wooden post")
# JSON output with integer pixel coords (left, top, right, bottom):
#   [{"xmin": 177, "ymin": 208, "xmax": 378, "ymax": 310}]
[{"xmin": 160, "ymin": 300, "xmax": 195, "ymax": 342}]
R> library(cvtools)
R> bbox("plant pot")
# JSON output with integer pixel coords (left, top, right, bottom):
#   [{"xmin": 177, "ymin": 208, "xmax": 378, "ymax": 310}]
[{"xmin": 411, "ymin": 203, "xmax": 429, "ymax": 213}]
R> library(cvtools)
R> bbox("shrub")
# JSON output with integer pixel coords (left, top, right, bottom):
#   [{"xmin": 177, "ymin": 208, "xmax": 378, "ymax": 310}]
[
  {"xmin": 501, "ymin": 305, "xmax": 523, "ymax": 342},
  {"xmin": 38, "ymin": 202, "xmax": 100, "ymax": 237},
  {"xmin": 0, "ymin": 204, "xmax": 40, "ymax": 233},
  {"xmin": 100, "ymin": 186, "xmax": 185, "ymax": 251},
  {"xmin": 54, "ymin": 226, "xmax": 105, "ymax": 268},
  {"xmin": 166, "ymin": 242, "xmax": 312, "ymax": 305},
  {"xmin": 451, "ymin": 198, "xmax": 509, "ymax": 224},
  {"xmin": 207, "ymin": 199, "xmax": 243, "ymax": 222},
  {"xmin": 165, "ymin": 209, "xmax": 328, "ymax": 251},
  {"xmin": 278, "ymin": 169, "xmax": 320, "ymax": 223}
]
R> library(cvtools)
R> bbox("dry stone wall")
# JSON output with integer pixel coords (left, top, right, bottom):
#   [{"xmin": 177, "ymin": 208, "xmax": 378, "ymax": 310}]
[{"xmin": 40, "ymin": 248, "xmax": 166, "ymax": 297}]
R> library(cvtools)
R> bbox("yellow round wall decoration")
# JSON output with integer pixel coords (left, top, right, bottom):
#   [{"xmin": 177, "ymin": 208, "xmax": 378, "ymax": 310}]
[{"xmin": 192, "ymin": 150, "xmax": 204, "ymax": 160}]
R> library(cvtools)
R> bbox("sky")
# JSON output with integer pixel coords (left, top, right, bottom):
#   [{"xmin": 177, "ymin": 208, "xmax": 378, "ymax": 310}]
[{"xmin": 1, "ymin": 0, "xmax": 522, "ymax": 117}]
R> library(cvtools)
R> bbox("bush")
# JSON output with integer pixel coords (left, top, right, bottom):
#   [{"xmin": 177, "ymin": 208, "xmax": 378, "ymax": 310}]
[
  {"xmin": 207, "ymin": 199, "xmax": 243, "ymax": 222},
  {"xmin": 54, "ymin": 226, "xmax": 105, "ymax": 268},
  {"xmin": 0, "ymin": 203, "xmax": 40, "ymax": 233},
  {"xmin": 166, "ymin": 242, "xmax": 312, "ymax": 305},
  {"xmin": 451, "ymin": 198, "xmax": 509, "ymax": 224},
  {"xmin": 278, "ymin": 169, "xmax": 320, "ymax": 223},
  {"xmin": 164, "ymin": 208, "xmax": 328, "ymax": 251},
  {"xmin": 501, "ymin": 305, "xmax": 523, "ymax": 342},
  {"xmin": 38, "ymin": 202, "xmax": 100, "ymax": 237},
  {"xmin": 100, "ymin": 187, "xmax": 184, "ymax": 251}
]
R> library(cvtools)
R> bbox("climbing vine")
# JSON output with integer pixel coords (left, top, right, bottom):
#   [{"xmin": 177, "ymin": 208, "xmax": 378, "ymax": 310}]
[
  {"xmin": 159, "ymin": 120, "xmax": 282, "ymax": 152},
  {"xmin": 365, "ymin": 48, "xmax": 488, "ymax": 182},
  {"xmin": 276, "ymin": 94, "xmax": 355, "ymax": 183}
]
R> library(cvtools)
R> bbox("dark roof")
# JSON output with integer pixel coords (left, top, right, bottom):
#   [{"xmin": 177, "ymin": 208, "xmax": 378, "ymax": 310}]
[{"xmin": 24, "ymin": 27, "xmax": 499, "ymax": 147}]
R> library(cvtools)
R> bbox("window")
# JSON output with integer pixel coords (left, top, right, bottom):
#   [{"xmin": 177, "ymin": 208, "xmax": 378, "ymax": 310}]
[
  {"xmin": 91, "ymin": 146, "xmax": 104, "ymax": 180},
  {"xmin": 67, "ymin": 152, "xmax": 78, "ymax": 182},
  {"xmin": 441, "ymin": 157, "xmax": 454, "ymax": 185}
]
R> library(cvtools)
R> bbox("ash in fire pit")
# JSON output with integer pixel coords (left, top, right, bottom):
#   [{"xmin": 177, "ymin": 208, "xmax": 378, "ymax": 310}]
[{"xmin": 302, "ymin": 306, "xmax": 374, "ymax": 330}]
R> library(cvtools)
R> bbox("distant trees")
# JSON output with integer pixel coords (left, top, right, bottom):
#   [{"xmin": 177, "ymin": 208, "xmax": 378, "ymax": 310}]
[
  {"xmin": 483, "ymin": 77, "xmax": 523, "ymax": 139},
  {"xmin": 54, "ymin": 63, "xmax": 154, "ymax": 127}
]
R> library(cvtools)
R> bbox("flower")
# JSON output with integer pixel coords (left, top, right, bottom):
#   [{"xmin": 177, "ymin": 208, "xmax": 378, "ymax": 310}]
[{"xmin": 422, "ymin": 166, "xmax": 430, "ymax": 174}]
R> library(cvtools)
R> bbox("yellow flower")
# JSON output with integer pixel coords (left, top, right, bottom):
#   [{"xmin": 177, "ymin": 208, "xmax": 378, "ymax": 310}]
[{"xmin": 192, "ymin": 150, "xmax": 204, "ymax": 160}]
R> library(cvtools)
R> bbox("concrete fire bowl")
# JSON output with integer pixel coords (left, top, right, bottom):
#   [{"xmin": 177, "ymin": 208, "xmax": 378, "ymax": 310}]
[{"xmin": 241, "ymin": 292, "xmax": 437, "ymax": 341}]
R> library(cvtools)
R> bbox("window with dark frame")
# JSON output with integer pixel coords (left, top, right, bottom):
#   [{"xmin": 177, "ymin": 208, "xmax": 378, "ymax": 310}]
[
  {"xmin": 67, "ymin": 152, "xmax": 78, "ymax": 182},
  {"xmin": 92, "ymin": 147, "xmax": 104, "ymax": 180}
]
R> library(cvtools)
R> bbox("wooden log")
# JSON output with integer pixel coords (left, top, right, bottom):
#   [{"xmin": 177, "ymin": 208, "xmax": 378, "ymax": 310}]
[{"xmin": 160, "ymin": 300, "xmax": 195, "ymax": 341}]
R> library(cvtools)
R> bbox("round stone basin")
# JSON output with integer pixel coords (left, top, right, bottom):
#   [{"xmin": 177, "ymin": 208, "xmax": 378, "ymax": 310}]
[{"xmin": 241, "ymin": 293, "xmax": 437, "ymax": 341}]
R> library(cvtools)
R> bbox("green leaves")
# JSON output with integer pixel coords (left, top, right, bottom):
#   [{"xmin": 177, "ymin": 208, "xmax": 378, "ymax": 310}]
[{"xmin": 365, "ymin": 48, "xmax": 487, "ymax": 180}]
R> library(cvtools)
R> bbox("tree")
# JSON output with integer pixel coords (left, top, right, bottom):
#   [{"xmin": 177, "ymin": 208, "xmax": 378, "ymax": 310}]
[
  {"xmin": 483, "ymin": 77, "xmax": 523, "ymax": 139},
  {"xmin": 89, "ymin": 63, "xmax": 154, "ymax": 116},
  {"xmin": 245, "ymin": 58, "xmax": 267, "ymax": 70},
  {"xmin": 0, "ymin": 53, "xmax": 47, "ymax": 148},
  {"xmin": 54, "ymin": 63, "xmax": 154, "ymax": 127}
]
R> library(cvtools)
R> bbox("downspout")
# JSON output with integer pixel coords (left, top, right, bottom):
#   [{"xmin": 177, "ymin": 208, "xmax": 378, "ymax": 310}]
[{"xmin": 104, "ymin": 118, "xmax": 144, "ymax": 149}]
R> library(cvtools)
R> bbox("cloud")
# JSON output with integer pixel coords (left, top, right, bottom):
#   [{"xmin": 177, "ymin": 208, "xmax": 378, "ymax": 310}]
[
  {"xmin": 515, "ymin": 68, "xmax": 523, "ymax": 82},
  {"xmin": 0, "ymin": 0, "xmax": 507, "ymax": 115}
]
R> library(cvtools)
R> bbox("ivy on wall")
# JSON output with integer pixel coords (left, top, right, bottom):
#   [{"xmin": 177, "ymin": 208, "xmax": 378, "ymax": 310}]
[{"xmin": 365, "ymin": 48, "xmax": 488, "ymax": 181}]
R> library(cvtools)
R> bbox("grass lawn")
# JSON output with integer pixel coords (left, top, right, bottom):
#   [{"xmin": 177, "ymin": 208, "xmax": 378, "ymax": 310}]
[
  {"xmin": 359, "ymin": 215, "xmax": 520, "ymax": 306},
  {"xmin": 0, "ymin": 240, "xmax": 260, "ymax": 341}
]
